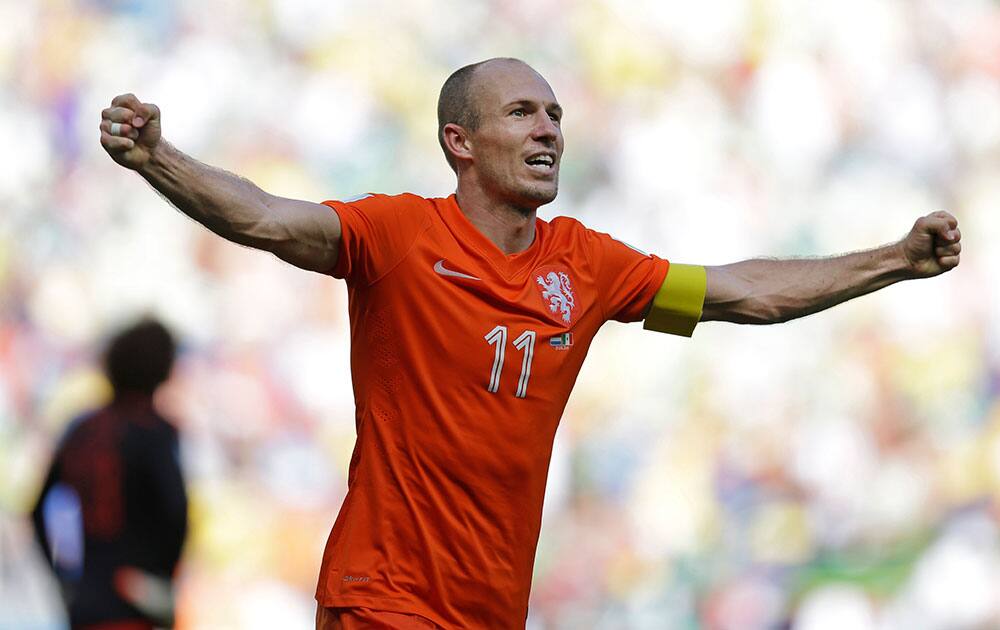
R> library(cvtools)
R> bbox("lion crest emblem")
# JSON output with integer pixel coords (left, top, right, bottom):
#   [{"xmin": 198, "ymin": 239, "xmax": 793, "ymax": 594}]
[{"xmin": 536, "ymin": 270, "xmax": 576, "ymax": 324}]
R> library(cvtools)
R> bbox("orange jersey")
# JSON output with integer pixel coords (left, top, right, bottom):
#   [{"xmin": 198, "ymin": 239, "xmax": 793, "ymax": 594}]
[{"xmin": 316, "ymin": 193, "xmax": 669, "ymax": 628}]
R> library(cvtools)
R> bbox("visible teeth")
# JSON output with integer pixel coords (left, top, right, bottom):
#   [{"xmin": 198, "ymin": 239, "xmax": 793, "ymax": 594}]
[{"xmin": 527, "ymin": 156, "xmax": 553, "ymax": 166}]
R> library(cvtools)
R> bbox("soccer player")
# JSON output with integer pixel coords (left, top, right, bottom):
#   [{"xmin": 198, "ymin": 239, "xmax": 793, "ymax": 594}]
[
  {"xmin": 32, "ymin": 319, "xmax": 187, "ymax": 630},
  {"xmin": 99, "ymin": 58, "xmax": 961, "ymax": 629}
]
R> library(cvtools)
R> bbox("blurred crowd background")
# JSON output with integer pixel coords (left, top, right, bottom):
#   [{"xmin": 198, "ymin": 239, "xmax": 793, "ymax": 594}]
[{"xmin": 2, "ymin": 0, "xmax": 1000, "ymax": 628}]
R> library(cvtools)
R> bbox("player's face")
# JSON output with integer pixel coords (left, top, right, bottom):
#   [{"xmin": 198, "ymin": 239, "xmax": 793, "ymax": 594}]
[{"xmin": 469, "ymin": 62, "xmax": 564, "ymax": 209}]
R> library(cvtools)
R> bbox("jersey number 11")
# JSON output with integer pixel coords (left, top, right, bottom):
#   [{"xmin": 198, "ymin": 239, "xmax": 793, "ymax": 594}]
[{"xmin": 484, "ymin": 325, "xmax": 536, "ymax": 398}]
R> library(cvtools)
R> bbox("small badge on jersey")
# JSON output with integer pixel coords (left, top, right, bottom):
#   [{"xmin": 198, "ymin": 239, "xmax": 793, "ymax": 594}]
[
  {"xmin": 534, "ymin": 265, "xmax": 577, "ymax": 326},
  {"xmin": 549, "ymin": 332, "xmax": 573, "ymax": 350}
]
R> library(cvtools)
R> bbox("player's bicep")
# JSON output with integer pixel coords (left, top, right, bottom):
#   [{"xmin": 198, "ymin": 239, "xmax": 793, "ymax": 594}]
[{"xmin": 263, "ymin": 195, "xmax": 343, "ymax": 273}]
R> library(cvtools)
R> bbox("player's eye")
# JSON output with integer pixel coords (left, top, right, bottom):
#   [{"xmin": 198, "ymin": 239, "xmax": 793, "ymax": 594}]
[{"xmin": 511, "ymin": 108, "xmax": 526, "ymax": 117}]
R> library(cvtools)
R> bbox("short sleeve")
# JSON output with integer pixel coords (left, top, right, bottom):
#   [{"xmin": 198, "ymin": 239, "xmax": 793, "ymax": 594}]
[
  {"xmin": 322, "ymin": 193, "xmax": 431, "ymax": 285},
  {"xmin": 585, "ymin": 228, "xmax": 670, "ymax": 323}
]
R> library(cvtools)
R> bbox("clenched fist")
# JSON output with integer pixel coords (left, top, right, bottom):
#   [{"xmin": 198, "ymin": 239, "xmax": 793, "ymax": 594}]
[
  {"xmin": 901, "ymin": 210, "xmax": 962, "ymax": 278},
  {"xmin": 100, "ymin": 93, "xmax": 161, "ymax": 171}
]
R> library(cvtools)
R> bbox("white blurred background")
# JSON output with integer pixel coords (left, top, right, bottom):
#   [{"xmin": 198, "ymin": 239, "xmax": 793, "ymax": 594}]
[{"xmin": 1, "ymin": 0, "xmax": 999, "ymax": 628}]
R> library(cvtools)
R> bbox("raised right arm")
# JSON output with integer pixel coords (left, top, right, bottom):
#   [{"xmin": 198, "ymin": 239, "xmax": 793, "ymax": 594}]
[{"xmin": 100, "ymin": 94, "xmax": 342, "ymax": 273}]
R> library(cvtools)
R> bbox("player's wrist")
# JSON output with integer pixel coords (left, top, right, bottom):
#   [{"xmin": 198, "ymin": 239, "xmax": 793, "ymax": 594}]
[
  {"xmin": 138, "ymin": 140, "xmax": 172, "ymax": 178},
  {"xmin": 880, "ymin": 240, "xmax": 919, "ymax": 282}
]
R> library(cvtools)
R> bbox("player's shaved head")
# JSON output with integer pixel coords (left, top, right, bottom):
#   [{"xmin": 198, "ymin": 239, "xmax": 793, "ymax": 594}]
[{"xmin": 437, "ymin": 57, "xmax": 541, "ymax": 172}]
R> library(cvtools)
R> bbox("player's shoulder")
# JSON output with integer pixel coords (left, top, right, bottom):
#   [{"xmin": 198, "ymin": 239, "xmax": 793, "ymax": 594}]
[
  {"xmin": 548, "ymin": 214, "xmax": 587, "ymax": 230},
  {"xmin": 538, "ymin": 216, "xmax": 603, "ymax": 271},
  {"xmin": 547, "ymin": 214, "xmax": 608, "ymax": 246},
  {"xmin": 57, "ymin": 409, "xmax": 99, "ymax": 448},
  {"xmin": 546, "ymin": 214, "xmax": 653, "ymax": 257},
  {"xmin": 546, "ymin": 214, "xmax": 592, "ymax": 240},
  {"xmin": 337, "ymin": 191, "xmax": 434, "ymax": 205},
  {"xmin": 331, "ymin": 192, "xmax": 437, "ymax": 223}
]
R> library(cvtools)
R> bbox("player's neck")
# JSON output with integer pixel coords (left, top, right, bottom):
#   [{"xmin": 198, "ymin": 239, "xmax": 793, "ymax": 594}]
[{"xmin": 455, "ymin": 185, "xmax": 537, "ymax": 256}]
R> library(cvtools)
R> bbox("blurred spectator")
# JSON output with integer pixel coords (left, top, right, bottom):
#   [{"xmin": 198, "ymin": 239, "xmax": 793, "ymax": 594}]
[{"xmin": 31, "ymin": 318, "xmax": 187, "ymax": 630}]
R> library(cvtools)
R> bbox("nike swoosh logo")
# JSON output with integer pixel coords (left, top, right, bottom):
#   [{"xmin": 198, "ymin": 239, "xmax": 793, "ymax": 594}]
[{"xmin": 434, "ymin": 259, "xmax": 481, "ymax": 281}]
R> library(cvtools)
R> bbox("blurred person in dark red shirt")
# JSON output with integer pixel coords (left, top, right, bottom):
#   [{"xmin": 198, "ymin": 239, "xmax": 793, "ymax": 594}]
[{"xmin": 32, "ymin": 318, "xmax": 188, "ymax": 630}]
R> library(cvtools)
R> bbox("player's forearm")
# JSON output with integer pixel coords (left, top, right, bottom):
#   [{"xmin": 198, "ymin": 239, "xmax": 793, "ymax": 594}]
[
  {"xmin": 138, "ymin": 141, "xmax": 280, "ymax": 251},
  {"xmin": 702, "ymin": 243, "xmax": 911, "ymax": 324}
]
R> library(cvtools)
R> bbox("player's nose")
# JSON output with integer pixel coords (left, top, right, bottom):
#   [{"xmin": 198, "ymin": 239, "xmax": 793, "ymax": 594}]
[{"xmin": 530, "ymin": 112, "xmax": 560, "ymax": 144}]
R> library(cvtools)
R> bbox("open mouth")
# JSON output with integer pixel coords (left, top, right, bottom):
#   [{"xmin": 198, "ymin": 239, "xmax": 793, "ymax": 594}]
[{"xmin": 525, "ymin": 153, "xmax": 556, "ymax": 172}]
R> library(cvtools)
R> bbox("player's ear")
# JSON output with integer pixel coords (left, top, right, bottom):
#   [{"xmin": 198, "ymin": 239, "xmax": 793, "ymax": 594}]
[{"xmin": 443, "ymin": 123, "xmax": 473, "ymax": 164}]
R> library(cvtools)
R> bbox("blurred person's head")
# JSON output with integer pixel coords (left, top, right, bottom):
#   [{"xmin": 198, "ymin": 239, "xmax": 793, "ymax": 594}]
[
  {"xmin": 438, "ymin": 58, "xmax": 564, "ymax": 212},
  {"xmin": 103, "ymin": 318, "xmax": 176, "ymax": 397}
]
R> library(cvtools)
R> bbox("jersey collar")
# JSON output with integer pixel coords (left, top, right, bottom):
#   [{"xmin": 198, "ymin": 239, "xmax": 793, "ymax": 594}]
[{"xmin": 439, "ymin": 194, "xmax": 548, "ymax": 280}]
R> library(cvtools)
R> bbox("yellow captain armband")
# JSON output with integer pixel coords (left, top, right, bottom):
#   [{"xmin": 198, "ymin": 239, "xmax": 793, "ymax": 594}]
[{"xmin": 643, "ymin": 264, "xmax": 707, "ymax": 337}]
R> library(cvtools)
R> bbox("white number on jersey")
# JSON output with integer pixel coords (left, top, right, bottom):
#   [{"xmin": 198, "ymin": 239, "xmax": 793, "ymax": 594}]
[{"xmin": 483, "ymin": 326, "xmax": 536, "ymax": 398}]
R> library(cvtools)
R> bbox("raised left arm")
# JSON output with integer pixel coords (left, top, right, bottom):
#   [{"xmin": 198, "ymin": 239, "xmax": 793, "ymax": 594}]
[{"xmin": 701, "ymin": 211, "xmax": 961, "ymax": 324}]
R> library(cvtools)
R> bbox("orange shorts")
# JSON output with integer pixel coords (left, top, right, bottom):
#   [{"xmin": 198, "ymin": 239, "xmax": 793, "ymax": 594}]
[{"xmin": 315, "ymin": 606, "xmax": 440, "ymax": 629}]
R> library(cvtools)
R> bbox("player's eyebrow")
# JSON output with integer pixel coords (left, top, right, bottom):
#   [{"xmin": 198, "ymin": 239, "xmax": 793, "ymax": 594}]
[{"xmin": 505, "ymin": 99, "xmax": 563, "ymax": 118}]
